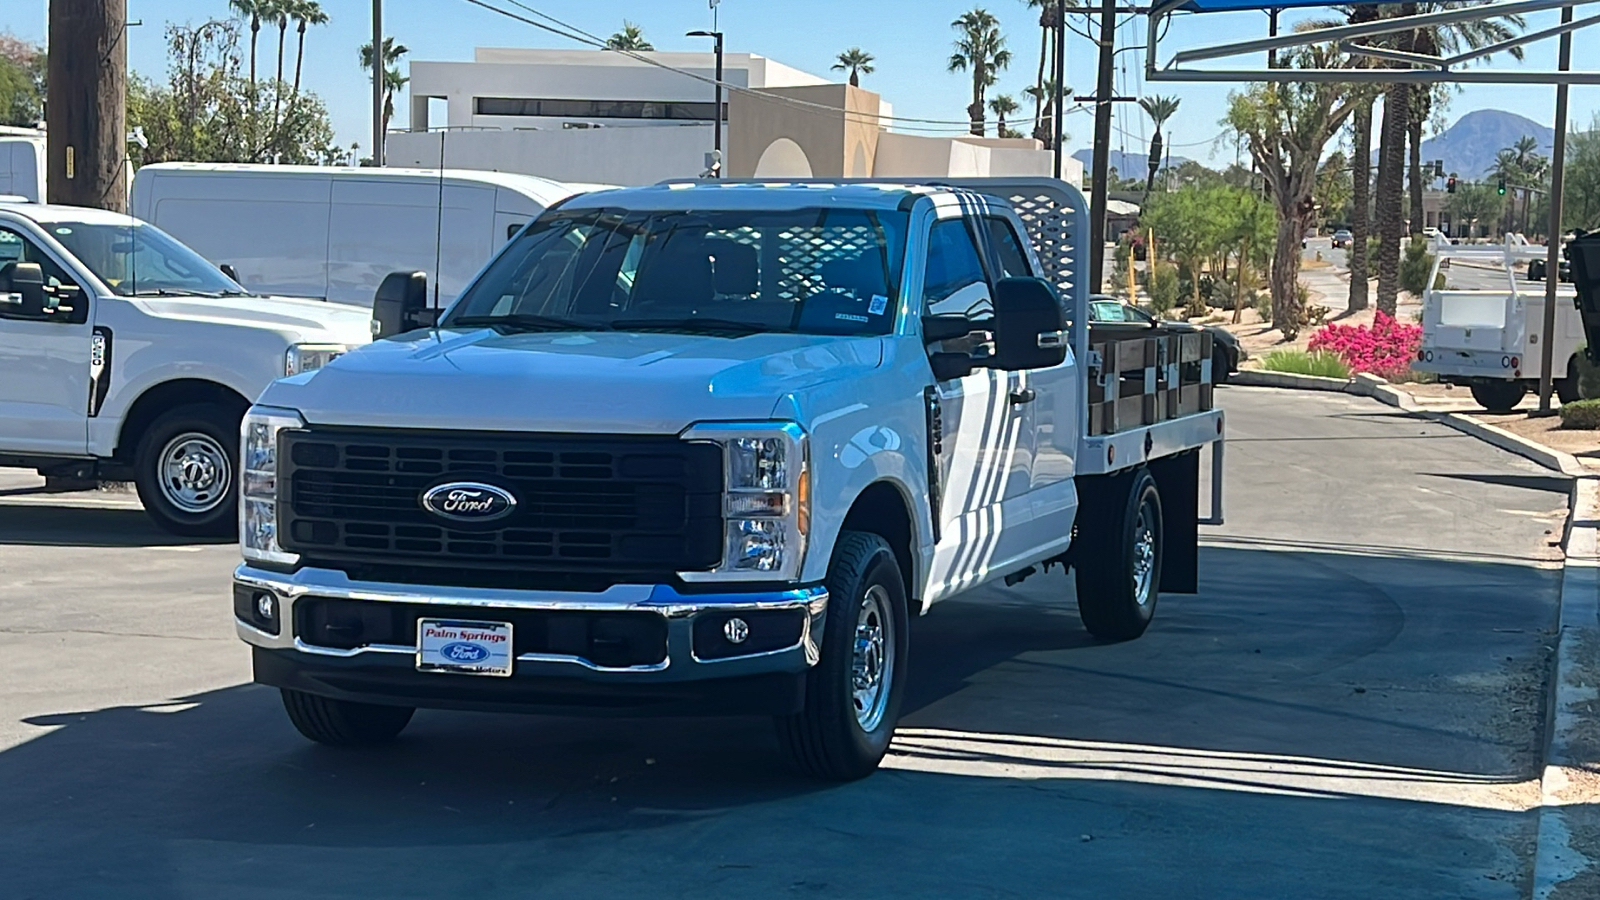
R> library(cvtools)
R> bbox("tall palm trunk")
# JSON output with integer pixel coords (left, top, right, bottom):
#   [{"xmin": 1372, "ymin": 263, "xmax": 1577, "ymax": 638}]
[
  {"xmin": 248, "ymin": 18, "xmax": 260, "ymax": 155},
  {"xmin": 1408, "ymin": 103, "xmax": 1425, "ymax": 236},
  {"xmin": 271, "ymin": 19, "xmax": 287, "ymax": 154},
  {"xmin": 1034, "ymin": 21, "xmax": 1048, "ymax": 135},
  {"xmin": 968, "ymin": 64, "xmax": 986, "ymax": 137},
  {"xmin": 1348, "ymin": 98, "xmax": 1372, "ymax": 311},
  {"xmin": 292, "ymin": 22, "xmax": 307, "ymax": 101},
  {"xmin": 1374, "ymin": 84, "xmax": 1408, "ymax": 314}
]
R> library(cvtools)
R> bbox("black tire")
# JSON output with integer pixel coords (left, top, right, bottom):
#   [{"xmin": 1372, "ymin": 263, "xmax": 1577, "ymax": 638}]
[
  {"xmin": 1530, "ymin": 260, "xmax": 1546, "ymax": 281},
  {"xmin": 1558, "ymin": 356, "xmax": 1583, "ymax": 405},
  {"xmin": 776, "ymin": 531, "xmax": 909, "ymax": 782},
  {"xmin": 1212, "ymin": 345, "xmax": 1233, "ymax": 385},
  {"xmin": 1074, "ymin": 468, "xmax": 1162, "ymax": 642},
  {"xmin": 1469, "ymin": 380, "xmax": 1527, "ymax": 414},
  {"xmin": 132, "ymin": 402, "xmax": 241, "ymax": 537},
  {"xmin": 281, "ymin": 689, "xmax": 415, "ymax": 746}
]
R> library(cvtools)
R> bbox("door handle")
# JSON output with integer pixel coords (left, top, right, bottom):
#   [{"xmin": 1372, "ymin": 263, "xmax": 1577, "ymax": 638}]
[{"xmin": 1009, "ymin": 388, "xmax": 1036, "ymax": 405}]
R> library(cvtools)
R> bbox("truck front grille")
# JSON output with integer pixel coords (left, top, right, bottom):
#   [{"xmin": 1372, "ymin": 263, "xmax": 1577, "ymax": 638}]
[{"xmin": 279, "ymin": 428, "xmax": 723, "ymax": 582}]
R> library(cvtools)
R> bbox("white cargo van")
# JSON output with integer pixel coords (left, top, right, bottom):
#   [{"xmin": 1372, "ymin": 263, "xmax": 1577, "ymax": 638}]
[
  {"xmin": 0, "ymin": 134, "xmax": 45, "ymax": 202},
  {"xmin": 130, "ymin": 163, "xmax": 602, "ymax": 307}
]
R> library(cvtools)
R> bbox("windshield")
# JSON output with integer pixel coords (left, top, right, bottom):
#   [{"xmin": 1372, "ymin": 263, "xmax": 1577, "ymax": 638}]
[
  {"xmin": 443, "ymin": 206, "xmax": 909, "ymax": 336},
  {"xmin": 44, "ymin": 222, "xmax": 246, "ymax": 297}
]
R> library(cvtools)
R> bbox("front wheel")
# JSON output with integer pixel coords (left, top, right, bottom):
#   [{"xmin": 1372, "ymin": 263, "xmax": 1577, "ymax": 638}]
[
  {"xmin": 1469, "ymin": 380, "xmax": 1527, "ymax": 414},
  {"xmin": 1558, "ymin": 355, "xmax": 1584, "ymax": 405},
  {"xmin": 1074, "ymin": 469, "xmax": 1163, "ymax": 641},
  {"xmin": 132, "ymin": 403, "xmax": 241, "ymax": 538},
  {"xmin": 776, "ymin": 531, "xmax": 909, "ymax": 781},
  {"xmin": 1212, "ymin": 346, "xmax": 1233, "ymax": 385},
  {"xmin": 281, "ymin": 689, "xmax": 415, "ymax": 746}
]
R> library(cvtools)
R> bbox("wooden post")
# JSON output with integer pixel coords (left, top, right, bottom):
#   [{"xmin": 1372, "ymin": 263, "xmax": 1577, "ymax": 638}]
[{"xmin": 47, "ymin": 0, "xmax": 128, "ymax": 212}]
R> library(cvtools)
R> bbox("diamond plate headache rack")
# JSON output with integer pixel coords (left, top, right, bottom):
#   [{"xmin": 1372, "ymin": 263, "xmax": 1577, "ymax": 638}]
[{"xmin": 1147, "ymin": 0, "xmax": 1600, "ymax": 84}]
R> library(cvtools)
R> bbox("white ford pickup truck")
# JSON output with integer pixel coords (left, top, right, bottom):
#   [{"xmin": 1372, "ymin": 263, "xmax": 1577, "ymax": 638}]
[
  {"xmin": 234, "ymin": 178, "xmax": 1225, "ymax": 780},
  {"xmin": 0, "ymin": 201, "xmax": 370, "ymax": 535}
]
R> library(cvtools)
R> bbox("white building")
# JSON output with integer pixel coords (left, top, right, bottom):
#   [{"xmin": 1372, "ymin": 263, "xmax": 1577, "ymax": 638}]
[{"xmin": 386, "ymin": 47, "xmax": 1073, "ymax": 187}]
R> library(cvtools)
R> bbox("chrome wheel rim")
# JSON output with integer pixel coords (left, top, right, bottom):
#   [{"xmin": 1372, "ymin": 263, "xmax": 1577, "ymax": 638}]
[
  {"xmin": 1132, "ymin": 501, "xmax": 1157, "ymax": 606},
  {"xmin": 158, "ymin": 432, "xmax": 230, "ymax": 514},
  {"xmin": 851, "ymin": 584, "xmax": 894, "ymax": 732}
]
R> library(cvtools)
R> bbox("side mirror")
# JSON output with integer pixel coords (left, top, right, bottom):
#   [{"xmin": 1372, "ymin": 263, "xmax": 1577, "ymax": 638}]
[
  {"xmin": 992, "ymin": 277, "xmax": 1068, "ymax": 371},
  {"xmin": 930, "ymin": 352, "xmax": 975, "ymax": 381},
  {"xmin": 921, "ymin": 314, "xmax": 979, "ymax": 344},
  {"xmin": 0, "ymin": 262, "xmax": 48, "ymax": 318},
  {"xmin": 219, "ymin": 263, "xmax": 241, "ymax": 283},
  {"xmin": 372, "ymin": 271, "xmax": 430, "ymax": 339}
]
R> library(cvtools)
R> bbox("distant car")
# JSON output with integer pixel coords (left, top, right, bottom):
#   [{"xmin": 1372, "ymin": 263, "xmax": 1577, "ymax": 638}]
[
  {"xmin": 1088, "ymin": 296, "xmax": 1244, "ymax": 384},
  {"xmin": 1331, "ymin": 229, "xmax": 1353, "ymax": 248},
  {"xmin": 1528, "ymin": 258, "xmax": 1571, "ymax": 282}
]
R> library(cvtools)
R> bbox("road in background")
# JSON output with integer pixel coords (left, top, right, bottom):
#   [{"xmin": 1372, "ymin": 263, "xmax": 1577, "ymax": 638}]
[{"xmin": 0, "ymin": 388, "xmax": 1569, "ymax": 899}]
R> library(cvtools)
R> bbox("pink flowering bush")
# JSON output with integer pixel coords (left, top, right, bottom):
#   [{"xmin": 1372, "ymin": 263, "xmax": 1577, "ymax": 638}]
[{"xmin": 1306, "ymin": 311, "xmax": 1422, "ymax": 381}]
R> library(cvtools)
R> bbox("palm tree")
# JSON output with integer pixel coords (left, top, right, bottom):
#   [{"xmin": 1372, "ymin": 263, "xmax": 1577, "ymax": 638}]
[
  {"xmin": 989, "ymin": 94, "xmax": 1021, "ymax": 138},
  {"xmin": 1138, "ymin": 95, "xmax": 1181, "ymax": 192},
  {"xmin": 288, "ymin": 0, "xmax": 328, "ymax": 104},
  {"xmin": 228, "ymin": 0, "xmax": 265, "ymax": 93},
  {"xmin": 1349, "ymin": 101, "xmax": 1373, "ymax": 310},
  {"xmin": 359, "ymin": 38, "xmax": 410, "ymax": 140},
  {"xmin": 832, "ymin": 48, "xmax": 875, "ymax": 88},
  {"xmin": 264, "ymin": 0, "xmax": 290, "ymax": 142},
  {"xmin": 605, "ymin": 22, "xmax": 653, "ymax": 51},
  {"xmin": 949, "ymin": 10, "xmax": 1011, "ymax": 137},
  {"xmin": 1025, "ymin": 1, "xmax": 1063, "ymax": 144}
]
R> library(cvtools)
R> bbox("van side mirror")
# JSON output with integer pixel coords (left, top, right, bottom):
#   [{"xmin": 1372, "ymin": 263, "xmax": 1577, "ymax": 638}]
[
  {"xmin": 991, "ymin": 277, "xmax": 1068, "ymax": 371},
  {"xmin": 0, "ymin": 262, "xmax": 48, "ymax": 319},
  {"xmin": 372, "ymin": 271, "xmax": 431, "ymax": 339}
]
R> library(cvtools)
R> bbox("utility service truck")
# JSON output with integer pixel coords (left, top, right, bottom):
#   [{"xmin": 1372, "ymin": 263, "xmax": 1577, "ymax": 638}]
[
  {"xmin": 233, "ymin": 177, "xmax": 1225, "ymax": 781},
  {"xmin": 1414, "ymin": 234, "xmax": 1585, "ymax": 412}
]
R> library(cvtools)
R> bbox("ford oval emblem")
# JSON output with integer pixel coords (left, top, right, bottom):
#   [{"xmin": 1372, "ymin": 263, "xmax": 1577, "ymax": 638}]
[
  {"xmin": 421, "ymin": 482, "xmax": 516, "ymax": 523},
  {"xmin": 439, "ymin": 642, "xmax": 491, "ymax": 663}
]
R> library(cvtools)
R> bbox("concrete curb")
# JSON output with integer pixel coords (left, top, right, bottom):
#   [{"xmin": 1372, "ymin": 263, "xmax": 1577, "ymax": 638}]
[
  {"xmin": 1231, "ymin": 370, "xmax": 1354, "ymax": 392},
  {"xmin": 1535, "ymin": 478, "xmax": 1600, "ymax": 899}
]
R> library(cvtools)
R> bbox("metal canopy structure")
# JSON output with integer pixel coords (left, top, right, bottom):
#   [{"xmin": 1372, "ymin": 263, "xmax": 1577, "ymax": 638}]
[
  {"xmin": 1148, "ymin": 0, "xmax": 1600, "ymax": 84},
  {"xmin": 1140, "ymin": 0, "xmax": 1586, "ymax": 411}
]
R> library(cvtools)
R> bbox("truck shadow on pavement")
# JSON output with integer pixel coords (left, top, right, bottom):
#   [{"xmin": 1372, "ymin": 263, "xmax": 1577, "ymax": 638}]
[
  {"xmin": 0, "ymin": 542, "xmax": 1576, "ymax": 899},
  {"xmin": 0, "ymin": 502, "xmax": 228, "ymax": 547}
]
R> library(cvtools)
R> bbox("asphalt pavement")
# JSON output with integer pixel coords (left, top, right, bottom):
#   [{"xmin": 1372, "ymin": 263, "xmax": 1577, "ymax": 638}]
[{"xmin": 0, "ymin": 387, "xmax": 1572, "ymax": 899}]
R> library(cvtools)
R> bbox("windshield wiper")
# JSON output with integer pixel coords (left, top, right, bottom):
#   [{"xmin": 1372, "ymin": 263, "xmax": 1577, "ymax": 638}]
[
  {"xmin": 610, "ymin": 317, "xmax": 775, "ymax": 336},
  {"xmin": 130, "ymin": 288, "xmax": 223, "ymax": 298},
  {"xmin": 449, "ymin": 314, "xmax": 611, "ymax": 332}
]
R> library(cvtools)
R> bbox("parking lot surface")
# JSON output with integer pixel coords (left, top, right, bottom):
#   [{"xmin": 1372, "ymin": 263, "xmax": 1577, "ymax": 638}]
[{"xmin": 0, "ymin": 387, "xmax": 1570, "ymax": 899}]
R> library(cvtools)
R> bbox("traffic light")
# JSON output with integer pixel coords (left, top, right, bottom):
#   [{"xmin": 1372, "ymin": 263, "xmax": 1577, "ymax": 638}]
[
  {"xmin": 1497, "ymin": 176, "xmax": 1507, "ymax": 195},
  {"xmin": 1447, "ymin": 175, "xmax": 1458, "ymax": 194}
]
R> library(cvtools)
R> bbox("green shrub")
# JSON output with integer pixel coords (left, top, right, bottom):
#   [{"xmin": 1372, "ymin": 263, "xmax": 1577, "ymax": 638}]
[
  {"xmin": 1148, "ymin": 261, "xmax": 1180, "ymax": 314},
  {"xmin": 1399, "ymin": 239, "xmax": 1435, "ymax": 295},
  {"xmin": 1261, "ymin": 349, "xmax": 1351, "ymax": 379},
  {"xmin": 1560, "ymin": 397, "xmax": 1600, "ymax": 429},
  {"xmin": 1253, "ymin": 291, "xmax": 1273, "ymax": 320}
]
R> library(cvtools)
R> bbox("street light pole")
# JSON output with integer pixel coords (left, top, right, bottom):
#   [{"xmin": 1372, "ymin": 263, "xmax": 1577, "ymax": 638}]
[
  {"xmin": 372, "ymin": 0, "xmax": 384, "ymax": 166},
  {"xmin": 687, "ymin": 30, "xmax": 724, "ymax": 177},
  {"xmin": 1537, "ymin": 3, "xmax": 1574, "ymax": 414}
]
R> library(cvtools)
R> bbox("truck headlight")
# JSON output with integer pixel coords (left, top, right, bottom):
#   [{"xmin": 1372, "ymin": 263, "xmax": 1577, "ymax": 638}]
[
  {"xmin": 284, "ymin": 343, "xmax": 348, "ymax": 376},
  {"xmin": 240, "ymin": 406, "xmax": 303, "ymax": 566},
  {"xmin": 680, "ymin": 422, "xmax": 809, "ymax": 582}
]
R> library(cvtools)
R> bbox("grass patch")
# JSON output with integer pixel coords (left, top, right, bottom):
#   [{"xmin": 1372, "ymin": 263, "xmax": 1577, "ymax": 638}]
[
  {"xmin": 1261, "ymin": 349, "xmax": 1351, "ymax": 379},
  {"xmin": 1560, "ymin": 398, "xmax": 1600, "ymax": 430}
]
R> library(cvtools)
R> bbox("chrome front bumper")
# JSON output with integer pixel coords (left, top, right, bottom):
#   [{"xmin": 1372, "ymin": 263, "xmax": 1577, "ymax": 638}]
[{"xmin": 234, "ymin": 564, "xmax": 828, "ymax": 684}]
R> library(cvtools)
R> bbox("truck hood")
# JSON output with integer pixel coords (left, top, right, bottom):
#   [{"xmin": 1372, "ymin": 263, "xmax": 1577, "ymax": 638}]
[
  {"xmin": 262, "ymin": 329, "xmax": 885, "ymax": 434},
  {"xmin": 131, "ymin": 294, "xmax": 373, "ymax": 346}
]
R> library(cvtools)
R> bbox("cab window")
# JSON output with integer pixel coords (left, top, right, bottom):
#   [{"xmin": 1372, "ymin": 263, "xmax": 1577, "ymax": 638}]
[
  {"xmin": 0, "ymin": 226, "xmax": 86, "ymax": 323},
  {"xmin": 983, "ymin": 217, "xmax": 1032, "ymax": 278},
  {"xmin": 922, "ymin": 219, "xmax": 991, "ymax": 318}
]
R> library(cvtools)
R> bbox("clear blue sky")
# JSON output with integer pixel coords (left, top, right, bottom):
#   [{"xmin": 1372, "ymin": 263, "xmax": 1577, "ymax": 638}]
[{"xmin": 9, "ymin": 0, "xmax": 1598, "ymax": 165}]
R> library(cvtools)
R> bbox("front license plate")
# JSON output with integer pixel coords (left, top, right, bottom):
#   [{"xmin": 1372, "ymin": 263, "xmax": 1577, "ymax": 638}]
[{"xmin": 416, "ymin": 618, "xmax": 513, "ymax": 677}]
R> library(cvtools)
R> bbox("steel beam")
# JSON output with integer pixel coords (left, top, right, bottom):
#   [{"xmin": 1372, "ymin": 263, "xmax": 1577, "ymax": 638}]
[
  {"xmin": 1339, "ymin": 41, "xmax": 1447, "ymax": 68},
  {"xmin": 1166, "ymin": 0, "xmax": 1597, "ymax": 66},
  {"xmin": 1443, "ymin": 10, "xmax": 1600, "ymax": 65}
]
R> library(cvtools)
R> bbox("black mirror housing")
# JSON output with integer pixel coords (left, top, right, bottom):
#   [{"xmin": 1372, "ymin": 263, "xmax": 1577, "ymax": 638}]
[
  {"xmin": 372, "ymin": 271, "xmax": 430, "ymax": 339},
  {"xmin": 219, "ymin": 263, "xmax": 241, "ymax": 283},
  {"xmin": 0, "ymin": 261, "xmax": 48, "ymax": 318},
  {"xmin": 929, "ymin": 351, "xmax": 975, "ymax": 381},
  {"xmin": 991, "ymin": 277, "xmax": 1068, "ymax": 371},
  {"xmin": 921, "ymin": 314, "xmax": 979, "ymax": 344}
]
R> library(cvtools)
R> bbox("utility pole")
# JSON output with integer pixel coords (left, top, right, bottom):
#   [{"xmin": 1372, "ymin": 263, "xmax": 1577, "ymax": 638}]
[
  {"xmin": 1052, "ymin": 0, "xmax": 1066, "ymax": 180},
  {"xmin": 1087, "ymin": 0, "xmax": 1117, "ymax": 293},
  {"xmin": 372, "ymin": 0, "xmax": 385, "ymax": 166},
  {"xmin": 687, "ymin": 30, "xmax": 725, "ymax": 177},
  {"xmin": 1537, "ymin": 3, "xmax": 1574, "ymax": 414},
  {"xmin": 47, "ymin": 0, "xmax": 128, "ymax": 212}
]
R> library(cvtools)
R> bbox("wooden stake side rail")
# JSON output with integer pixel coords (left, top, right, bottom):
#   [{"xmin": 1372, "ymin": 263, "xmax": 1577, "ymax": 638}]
[{"xmin": 1087, "ymin": 332, "xmax": 1215, "ymax": 436}]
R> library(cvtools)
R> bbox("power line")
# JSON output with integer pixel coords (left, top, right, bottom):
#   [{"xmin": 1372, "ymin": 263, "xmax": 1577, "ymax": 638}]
[{"xmin": 460, "ymin": 0, "xmax": 1001, "ymax": 134}]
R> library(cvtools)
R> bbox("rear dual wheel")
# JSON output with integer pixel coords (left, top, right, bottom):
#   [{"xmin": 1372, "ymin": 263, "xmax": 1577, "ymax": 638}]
[{"xmin": 1074, "ymin": 469, "xmax": 1163, "ymax": 642}]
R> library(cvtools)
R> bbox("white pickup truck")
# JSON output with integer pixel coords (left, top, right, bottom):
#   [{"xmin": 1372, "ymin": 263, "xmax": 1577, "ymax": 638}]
[
  {"xmin": 0, "ymin": 201, "xmax": 370, "ymax": 535},
  {"xmin": 233, "ymin": 178, "xmax": 1225, "ymax": 780}
]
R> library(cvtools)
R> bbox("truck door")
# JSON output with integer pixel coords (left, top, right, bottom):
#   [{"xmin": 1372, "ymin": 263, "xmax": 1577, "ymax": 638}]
[
  {"xmin": 0, "ymin": 224, "xmax": 91, "ymax": 455},
  {"xmin": 976, "ymin": 212, "xmax": 1079, "ymax": 554},
  {"xmin": 923, "ymin": 213, "xmax": 1036, "ymax": 597}
]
